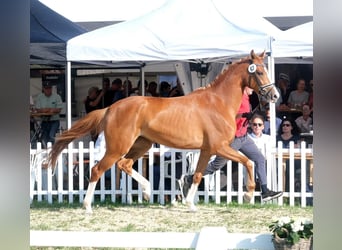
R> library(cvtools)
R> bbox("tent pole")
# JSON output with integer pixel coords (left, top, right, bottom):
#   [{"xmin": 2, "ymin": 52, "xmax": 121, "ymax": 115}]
[
  {"xmin": 140, "ymin": 67, "xmax": 145, "ymax": 96},
  {"xmin": 66, "ymin": 61, "xmax": 72, "ymax": 129},
  {"xmin": 175, "ymin": 62, "xmax": 191, "ymax": 95},
  {"xmin": 268, "ymin": 53, "xmax": 276, "ymax": 148}
]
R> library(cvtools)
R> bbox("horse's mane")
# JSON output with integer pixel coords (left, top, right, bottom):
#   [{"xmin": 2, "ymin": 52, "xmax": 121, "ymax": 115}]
[{"xmin": 192, "ymin": 55, "xmax": 251, "ymax": 92}]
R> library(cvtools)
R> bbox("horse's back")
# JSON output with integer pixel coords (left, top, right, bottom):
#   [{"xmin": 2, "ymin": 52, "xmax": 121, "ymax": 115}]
[
  {"xmin": 103, "ymin": 95, "xmax": 204, "ymax": 147},
  {"xmin": 103, "ymin": 92, "xmax": 234, "ymax": 150}
]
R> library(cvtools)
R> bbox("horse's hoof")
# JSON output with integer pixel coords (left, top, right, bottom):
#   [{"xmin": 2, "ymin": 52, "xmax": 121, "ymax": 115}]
[
  {"xmin": 84, "ymin": 205, "xmax": 93, "ymax": 214},
  {"xmin": 189, "ymin": 204, "xmax": 197, "ymax": 212},
  {"xmin": 171, "ymin": 199, "xmax": 178, "ymax": 206},
  {"xmin": 83, "ymin": 201, "xmax": 93, "ymax": 214},
  {"xmin": 85, "ymin": 208, "xmax": 93, "ymax": 214},
  {"xmin": 243, "ymin": 193, "xmax": 252, "ymax": 203},
  {"xmin": 143, "ymin": 186, "xmax": 151, "ymax": 201},
  {"xmin": 186, "ymin": 201, "xmax": 197, "ymax": 212}
]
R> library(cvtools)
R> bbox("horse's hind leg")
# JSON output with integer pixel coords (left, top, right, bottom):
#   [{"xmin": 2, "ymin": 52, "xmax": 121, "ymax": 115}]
[
  {"xmin": 185, "ymin": 151, "xmax": 211, "ymax": 211},
  {"xmin": 116, "ymin": 136, "xmax": 153, "ymax": 200}
]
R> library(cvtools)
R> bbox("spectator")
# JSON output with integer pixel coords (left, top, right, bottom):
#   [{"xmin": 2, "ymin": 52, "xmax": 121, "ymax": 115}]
[
  {"xmin": 276, "ymin": 73, "xmax": 291, "ymax": 111},
  {"xmin": 35, "ymin": 81, "xmax": 63, "ymax": 147},
  {"xmin": 168, "ymin": 79, "xmax": 184, "ymax": 97},
  {"xmin": 248, "ymin": 114, "xmax": 271, "ymax": 157},
  {"xmin": 83, "ymin": 86, "xmax": 104, "ymax": 141},
  {"xmin": 101, "ymin": 77, "xmax": 113, "ymax": 108},
  {"xmin": 133, "ymin": 80, "xmax": 150, "ymax": 96},
  {"xmin": 276, "ymin": 118, "xmax": 301, "ymax": 148},
  {"xmin": 122, "ymin": 79, "xmax": 136, "ymax": 97},
  {"xmin": 147, "ymin": 81, "xmax": 159, "ymax": 97},
  {"xmin": 276, "ymin": 118, "xmax": 302, "ymax": 192},
  {"xmin": 295, "ymin": 104, "xmax": 313, "ymax": 133},
  {"xmin": 111, "ymin": 78, "xmax": 125, "ymax": 103},
  {"xmin": 287, "ymin": 78, "xmax": 309, "ymax": 110},
  {"xmin": 84, "ymin": 86, "xmax": 104, "ymax": 114},
  {"xmin": 263, "ymin": 106, "xmax": 282, "ymax": 135},
  {"xmin": 308, "ymin": 79, "xmax": 313, "ymax": 111},
  {"xmin": 35, "ymin": 82, "xmax": 64, "ymax": 195},
  {"xmin": 246, "ymin": 113, "xmax": 271, "ymax": 188},
  {"xmin": 159, "ymin": 81, "xmax": 171, "ymax": 97}
]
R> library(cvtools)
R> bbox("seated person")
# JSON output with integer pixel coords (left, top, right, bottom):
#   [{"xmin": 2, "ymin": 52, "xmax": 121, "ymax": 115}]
[
  {"xmin": 263, "ymin": 106, "xmax": 282, "ymax": 135},
  {"xmin": 275, "ymin": 73, "xmax": 291, "ymax": 112},
  {"xmin": 295, "ymin": 104, "xmax": 313, "ymax": 133},
  {"xmin": 276, "ymin": 118, "xmax": 301, "ymax": 148},
  {"xmin": 248, "ymin": 114, "xmax": 271, "ymax": 157},
  {"xmin": 287, "ymin": 78, "xmax": 309, "ymax": 110},
  {"xmin": 276, "ymin": 118, "xmax": 301, "ymax": 192}
]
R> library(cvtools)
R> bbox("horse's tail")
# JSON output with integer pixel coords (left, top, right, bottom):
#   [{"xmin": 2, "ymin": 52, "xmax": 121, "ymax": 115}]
[{"xmin": 48, "ymin": 107, "xmax": 109, "ymax": 167}]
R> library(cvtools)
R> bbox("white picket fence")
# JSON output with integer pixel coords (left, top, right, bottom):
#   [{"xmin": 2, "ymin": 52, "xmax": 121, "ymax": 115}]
[{"xmin": 30, "ymin": 141, "xmax": 313, "ymax": 207}]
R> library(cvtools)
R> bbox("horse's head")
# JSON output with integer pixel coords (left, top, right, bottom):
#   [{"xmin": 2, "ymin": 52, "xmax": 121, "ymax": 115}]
[{"xmin": 246, "ymin": 50, "xmax": 279, "ymax": 103}]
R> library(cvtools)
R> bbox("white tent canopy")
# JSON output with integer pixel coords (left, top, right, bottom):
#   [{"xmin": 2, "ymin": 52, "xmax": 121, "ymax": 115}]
[
  {"xmin": 67, "ymin": 0, "xmax": 281, "ymax": 64},
  {"xmin": 65, "ymin": 0, "xmax": 284, "ymax": 129},
  {"xmin": 272, "ymin": 21, "xmax": 313, "ymax": 61}
]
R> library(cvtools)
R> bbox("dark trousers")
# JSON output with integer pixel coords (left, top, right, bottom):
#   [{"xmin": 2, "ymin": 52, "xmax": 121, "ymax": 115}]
[
  {"xmin": 205, "ymin": 134, "xmax": 267, "ymax": 186},
  {"xmin": 41, "ymin": 120, "xmax": 60, "ymax": 147}
]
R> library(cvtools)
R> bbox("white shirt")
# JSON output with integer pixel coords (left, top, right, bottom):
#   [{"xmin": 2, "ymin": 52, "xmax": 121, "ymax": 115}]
[
  {"xmin": 295, "ymin": 116, "xmax": 313, "ymax": 133},
  {"xmin": 94, "ymin": 131, "xmax": 106, "ymax": 162},
  {"xmin": 248, "ymin": 132, "xmax": 271, "ymax": 157}
]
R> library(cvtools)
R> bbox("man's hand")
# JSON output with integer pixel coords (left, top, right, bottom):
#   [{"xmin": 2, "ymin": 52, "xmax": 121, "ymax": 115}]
[{"xmin": 241, "ymin": 112, "xmax": 253, "ymax": 120}]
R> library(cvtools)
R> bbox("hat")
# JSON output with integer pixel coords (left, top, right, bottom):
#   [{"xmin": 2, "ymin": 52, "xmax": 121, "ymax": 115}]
[
  {"xmin": 42, "ymin": 81, "xmax": 53, "ymax": 88},
  {"xmin": 279, "ymin": 73, "xmax": 290, "ymax": 82}
]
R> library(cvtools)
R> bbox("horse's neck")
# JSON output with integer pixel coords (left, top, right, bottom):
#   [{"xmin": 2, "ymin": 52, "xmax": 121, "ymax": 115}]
[{"xmin": 212, "ymin": 72, "xmax": 244, "ymax": 113}]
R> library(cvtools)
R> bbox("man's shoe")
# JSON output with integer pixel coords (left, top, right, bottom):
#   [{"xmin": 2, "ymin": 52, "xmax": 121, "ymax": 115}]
[
  {"xmin": 262, "ymin": 190, "xmax": 283, "ymax": 202},
  {"xmin": 177, "ymin": 174, "xmax": 191, "ymax": 200}
]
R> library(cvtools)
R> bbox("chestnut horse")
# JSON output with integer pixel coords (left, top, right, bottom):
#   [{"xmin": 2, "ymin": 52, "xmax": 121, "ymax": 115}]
[{"xmin": 48, "ymin": 50, "xmax": 279, "ymax": 213}]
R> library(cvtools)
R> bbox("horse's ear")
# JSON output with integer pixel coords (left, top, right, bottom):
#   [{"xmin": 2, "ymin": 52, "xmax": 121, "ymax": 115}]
[
  {"xmin": 259, "ymin": 50, "xmax": 266, "ymax": 58},
  {"xmin": 250, "ymin": 50, "xmax": 256, "ymax": 59}
]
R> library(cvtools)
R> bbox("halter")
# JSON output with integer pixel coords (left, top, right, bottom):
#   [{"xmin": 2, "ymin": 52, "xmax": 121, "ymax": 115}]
[{"xmin": 247, "ymin": 61, "xmax": 274, "ymax": 98}]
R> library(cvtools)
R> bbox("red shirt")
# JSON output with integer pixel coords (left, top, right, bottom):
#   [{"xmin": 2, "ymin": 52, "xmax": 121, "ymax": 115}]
[{"xmin": 235, "ymin": 93, "xmax": 251, "ymax": 137}]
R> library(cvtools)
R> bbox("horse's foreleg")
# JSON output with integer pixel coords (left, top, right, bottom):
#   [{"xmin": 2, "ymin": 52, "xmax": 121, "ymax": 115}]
[
  {"xmin": 216, "ymin": 146, "xmax": 256, "ymax": 203},
  {"xmin": 242, "ymin": 160, "xmax": 255, "ymax": 203}
]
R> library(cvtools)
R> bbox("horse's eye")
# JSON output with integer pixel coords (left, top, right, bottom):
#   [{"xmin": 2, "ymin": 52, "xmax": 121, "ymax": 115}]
[{"xmin": 256, "ymin": 71, "xmax": 263, "ymax": 76}]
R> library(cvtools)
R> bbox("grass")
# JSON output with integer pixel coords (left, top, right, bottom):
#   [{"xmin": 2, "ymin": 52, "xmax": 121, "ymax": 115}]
[
  {"xmin": 30, "ymin": 199, "xmax": 313, "ymax": 249},
  {"xmin": 30, "ymin": 199, "xmax": 313, "ymax": 232}
]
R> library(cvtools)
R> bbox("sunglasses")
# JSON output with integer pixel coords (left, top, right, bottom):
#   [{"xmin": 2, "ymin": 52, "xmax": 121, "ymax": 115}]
[
  {"xmin": 252, "ymin": 123, "xmax": 263, "ymax": 127},
  {"xmin": 282, "ymin": 123, "xmax": 291, "ymax": 127}
]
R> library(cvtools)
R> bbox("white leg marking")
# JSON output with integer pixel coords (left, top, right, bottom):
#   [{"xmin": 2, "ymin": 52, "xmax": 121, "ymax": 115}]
[
  {"xmin": 83, "ymin": 181, "xmax": 97, "ymax": 214},
  {"xmin": 186, "ymin": 183, "xmax": 199, "ymax": 212},
  {"xmin": 243, "ymin": 192, "xmax": 253, "ymax": 203},
  {"xmin": 131, "ymin": 169, "xmax": 151, "ymax": 200}
]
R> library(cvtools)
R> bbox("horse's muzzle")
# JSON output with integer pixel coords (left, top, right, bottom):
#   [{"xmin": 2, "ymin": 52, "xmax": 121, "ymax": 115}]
[{"xmin": 269, "ymin": 85, "xmax": 280, "ymax": 103}]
